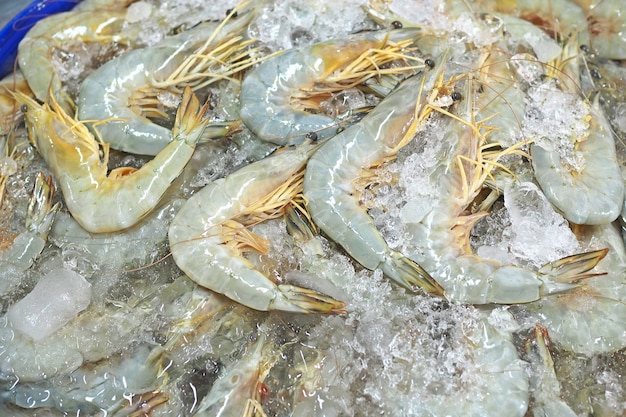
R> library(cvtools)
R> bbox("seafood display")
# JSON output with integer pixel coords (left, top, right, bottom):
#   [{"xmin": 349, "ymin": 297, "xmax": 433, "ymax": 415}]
[{"xmin": 1, "ymin": 0, "xmax": 626, "ymax": 416}]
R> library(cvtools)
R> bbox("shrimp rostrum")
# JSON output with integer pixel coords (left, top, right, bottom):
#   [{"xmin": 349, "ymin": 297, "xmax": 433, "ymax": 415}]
[
  {"xmin": 15, "ymin": 86, "xmax": 210, "ymax": 233},
  {"xmin": 168, "ymin": 142, "xmax": 346, "ymax": 313}
]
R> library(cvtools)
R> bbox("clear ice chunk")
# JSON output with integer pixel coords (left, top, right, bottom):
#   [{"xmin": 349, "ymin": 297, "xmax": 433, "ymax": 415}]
[{"xmin": 8, "ymin": 268, "xmax": 91, "ymax": 341}]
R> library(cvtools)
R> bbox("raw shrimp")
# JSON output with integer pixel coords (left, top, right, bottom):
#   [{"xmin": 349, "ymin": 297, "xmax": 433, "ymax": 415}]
[
  {"xmin": 168, "ymin": 142, "xmax": 346, "ymax": 313},
  {"xmin": 1, "ymin": 343, "xmax": 170, "ymax": 415},
  {"xmin": 303, "ymin": 62, "xmax": 446, "ymax": 296},
  {"xmin": 530, "ymin": 41, "xmax": 624, "ymax": 225},
  {"xmin": 77, "ymin": 2, "xmax": 258, "ymax": 156},
  {"xmin": 531, "ymin": 96, "xmax": 624, "ymax": 225},
  {"xmin": 239, "ymin": 28, "xmax": 425, "ymax": 146},
  {"xmin": 472, "ymin": 0, "xmax": 591, "ymax": 45},
  {"xmin": 390, "ymin": 77, "xmax": 608, "ymax": 304},
  {"xmin": 192, "ymin": 330, "xmax": 275, "ymax": 417},
  {"xmin": 523, "ymin": 325, "xmax": 578, "ymax": 417},
  {"xmin": 526, "ymin": 221, "xmax": 626, "ymax": 355},
  {"xmin": 17, "ymin": 9, "xmax": 142, "ymax": 104},
  {"xmin": 15, "ymin": 86, "xmax": 210, "ymax": 233},
  {"xmin": 0, "ymin": 172, "xmax": 59, "ymax": 297}
]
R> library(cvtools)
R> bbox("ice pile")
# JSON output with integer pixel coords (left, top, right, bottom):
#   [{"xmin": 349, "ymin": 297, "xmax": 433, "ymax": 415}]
[
  {"xmin": 473, "ymin": 182, "xmax": 580, "ymax": 268},
  {"xmin": 524, "ymin": 80, "xmax": 590, "ymax": 173}
]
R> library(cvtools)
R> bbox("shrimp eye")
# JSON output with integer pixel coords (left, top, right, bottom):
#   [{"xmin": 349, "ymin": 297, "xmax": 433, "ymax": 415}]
[
  {"xmin": 305, "ymin": 131, "xmax": 318, "ymax": 141},
  {"xmin": 20, "ymin": 104, "xmax": 28, "ymax": 113},
  {"xmin": 451, "ymin": 91, "xmax": 462, "ymax": 101},
  {"xmin": 226, "ymin": 8, "xmax": 238, "ymax": 18},
  {"xmin": 590, "ymin": 68, "xmax": 601, "ymax": 79},
  {"xmin": 391, "ymin": 20, "xmax": 403, "ymax": 29},
  {"xmin": 580, "ymin": 44, "xmax": 590, "ymax": 54},
  {"xmin": 425, "ymin": 58, "xmax": 435, "ymax": 69}
]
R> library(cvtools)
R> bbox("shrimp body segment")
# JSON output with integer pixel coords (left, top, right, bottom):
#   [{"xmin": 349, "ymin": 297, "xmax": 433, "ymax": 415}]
[
  {"xmin": 303, "ymin": 67, "xmax": 446, "ymax": 296},
  {"xmin": 531, "ymin": 97, "xmax": 624, "ymax": 225},
  {"xmin": 239, "ymin": 29, "xmax": 422, "ymax": 146},
  {"xmin": 16, "ymin": 86, "xmax": 210, "ymax": 233},
  {"xmin": 168, "ymin": 143, "xmax": 346, "ymax": 313}
]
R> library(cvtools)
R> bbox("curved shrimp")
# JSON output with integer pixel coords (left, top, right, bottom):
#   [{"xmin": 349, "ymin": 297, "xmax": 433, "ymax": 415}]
[
  {"xmin": 77, "ymin": 2, "xmax": 259, "ymax": 156},
  {"xmin": 239, "ymin": 28, "xmax": 426, "ymax": 146},
  {"xmin": 529, "ymin": 40, "xmax": 624, "ymax": 225},
  {"xmin": 168, "ymin": 142, "xmax": 346, "ymax": 313},
  {"xmin": 303, "ymin": 61, "xmax": 446, "ymax": 296},
  {"xmin": 526, "ymin": 221, "xmax": 626, "ymax": 356},
  {"xmin": 475, "ymin": 0, "xmax": 591, "ymax": 45},
  {"xmin": 17, "ymin": 9, "xmax": 142, "ymax": 104},
  {"xmin": 383, "ymin": 75, "xmax": 608, "ymax": 304},
  {"xmin": 192, "ymin": 330, "xmax": 275, "ymax": 417},
  {"xmin": 0, "ymin": 172, "xmax": 59, "ymax": 297},
  {"xmin": 15, "ymin": 86, "xmax": 210, "ymax": 233}
]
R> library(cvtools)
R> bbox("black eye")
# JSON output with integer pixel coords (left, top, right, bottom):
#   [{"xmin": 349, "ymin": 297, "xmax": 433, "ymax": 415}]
[
  {"xmin": 226, "ymin": 8, "xmax": 237, "ymax": 18},
  {"xmin": 590, "ymin": 68, "xmax": 601, "ymax": 79},
  {"xmin": 425, "ymin": 58, "xmax": 435, "ymax": 68},
  {"xmin": 391, "ymin": 20, "xmax": 403, "ymax": 29},
  {"xmin": 451, "ymin": 91, "xmax": 462, "ymax": 101},
  {"xmin": 580, "ymin": 44, "xmax": 590, "ymax": 54},
  {"xmin": 305, "ymin": 131, "xmax": 318, "ymax": 141},
  {"xmin": 20, "ymin": 104, "xmax": 28, "ymax": 113}
]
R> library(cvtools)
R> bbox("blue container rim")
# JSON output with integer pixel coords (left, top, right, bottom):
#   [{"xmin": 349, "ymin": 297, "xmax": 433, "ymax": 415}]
[{"xmin": 0, "ymin": 0, "xmax": 81, "ymax": 79}]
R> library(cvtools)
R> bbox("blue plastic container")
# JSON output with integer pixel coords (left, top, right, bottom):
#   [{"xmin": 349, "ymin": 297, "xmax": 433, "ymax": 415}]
[{"xmin": 0, "ymin": 0, "xmax": 81, "ymax": 79}]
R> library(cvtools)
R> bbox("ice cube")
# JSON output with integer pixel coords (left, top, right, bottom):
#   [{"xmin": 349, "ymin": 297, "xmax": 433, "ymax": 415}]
[{"xmin": 7, "ymin": 269, "xmax": 91, "ymax": 341}]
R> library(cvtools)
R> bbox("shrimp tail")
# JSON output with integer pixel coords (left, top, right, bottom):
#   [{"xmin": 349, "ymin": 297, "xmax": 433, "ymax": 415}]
[
  {"xmin": 199, "ymin": 120, "xmax": 243, "ymax": 143},
  {"xmin": 172, "ymin": 86, "xmax": 211, "ymax": 144},
  {"xmin": 538, "ymin": 248, "xmax": 609, "ymax": 295},
  {"xmin": 274, "ymin": 284, "xmax": 347, "ymax": 314},
  {"xmin": 382, "ymin": 251, "xmax": 445, "ymax": 296},
  {"xmin": 25, "ymin": 172, "xmax": 60, "ymax": 238}
]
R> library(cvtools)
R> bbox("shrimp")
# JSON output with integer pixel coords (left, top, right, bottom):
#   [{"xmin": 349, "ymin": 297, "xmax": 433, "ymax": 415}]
[
  {"xmin": 525, "ymin": 221, "xmax": 626, "ymax": 355},
  {"xmin": 382, "ymin": 74, "xmax": 609, "ymax": 304},
  {"xmin": 476, "ymin": 0, "xmax": 591, "ymax": 45},
  {"xmin": 239, "ymin": 28, "xmax": 427, "ymax": 146},
  {"xmin": 303, "ymin": 60, "xmax": 447, "ymax": 296},
  {"xmin": 77, "ymin": 2, "xmax": 259, "ymax": 156},
  {"xmin": 17, "ymin": 9, "xmax": 143, "ymax": 104},
  {"xmin": 14, "ymin": 86, "xmax": 210, "ymax": 233},
  {"xmin": 168, "ymin": 142, "xmax": 346, "ymax": 313},
  {"xmin": 1, "ymin": 343, "xmax": 170, "ymax": 415},
  {"xmin": 0, "ymin": 172, "xmax": 59, "ymax": 297},
  {"xmin": 192, "ymin": 330, "xmax": 275, "ymax": 417},
  {"xmin": 523, "ymin": 325, "xmax": 578, "ymax": 417},
  {"xmin": 529, "ymin": 40, "xmax": 624, "ymax": 225}
]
